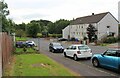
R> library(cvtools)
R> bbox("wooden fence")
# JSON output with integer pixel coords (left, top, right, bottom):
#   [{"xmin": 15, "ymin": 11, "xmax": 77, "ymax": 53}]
[{"xmin": 0, "ymin": 32, "xmax": 14, "ymax": 77}]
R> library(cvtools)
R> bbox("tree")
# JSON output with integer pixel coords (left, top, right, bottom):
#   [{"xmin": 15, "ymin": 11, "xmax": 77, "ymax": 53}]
[
  {"xmin": 48, "ymin": 19, "xmax": 70, "ymax": 34},
  {"xmin": 87, "ymin": 24, "xmax": 97, "ymax": 42},
  {"xmin": 0, "ymin": 0, "xmax": 10, "ymax": 32},
  {"xmin": 27, "ymin": 22, "xmax": 40, "ymax": 37}
]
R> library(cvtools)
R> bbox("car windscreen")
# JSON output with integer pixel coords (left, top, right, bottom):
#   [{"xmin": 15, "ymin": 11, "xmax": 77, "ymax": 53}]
[
  {"xmin": 53, "ymin": 43, "xmax": 61, "ymax": 46},
  {"xmin": 78, "ymin": 45, "xmax": 90, "ymax": 50}
]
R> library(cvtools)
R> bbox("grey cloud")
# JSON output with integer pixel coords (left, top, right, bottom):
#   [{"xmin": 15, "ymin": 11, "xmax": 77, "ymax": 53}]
[{"xmin": 21, "ymin": 13, "xmax": 49, "ymax": 20}]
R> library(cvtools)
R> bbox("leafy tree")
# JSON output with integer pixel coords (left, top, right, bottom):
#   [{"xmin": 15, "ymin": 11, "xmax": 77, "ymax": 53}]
[
  {"xmin": 0, "ymin": 1, "xmax": 10, "ymax": 32},
  {"xmin": 87, "ymin": 24, "xmax": 97, "ymax": 42},
  {"xmin": 27, "ymin": 22, "xmax": 40, "ymax": 37},
  {"xmin": 47, "ymin": 22, "xmax": 55, "ymax": 34},
  {"xmin": 48, "ymin": 19, "xmax": 70, "ymax": 34},
  {"xmin": 54, "ymin": 19, "xmax": 70, "ymax": 34}
]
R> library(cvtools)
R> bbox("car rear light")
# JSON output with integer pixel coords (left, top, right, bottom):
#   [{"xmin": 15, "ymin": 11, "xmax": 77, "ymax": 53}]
[{"xmin": 77, "ymin": 51, "xmax": 81, "ymax": 54}]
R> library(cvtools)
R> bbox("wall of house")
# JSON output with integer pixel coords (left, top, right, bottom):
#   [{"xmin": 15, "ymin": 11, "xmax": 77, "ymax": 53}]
[
  {"xmin": 69, "ymin": 23, "xmax": 97, "ymax": 40},
  {"xmin": 62, "ymin": 25, "xmax": 70, "ymax": 39},
  {"xmin": 97, "ymin": 13, "xmax": 118, "ymax": 40},
  {"xmin": 69, "ymin": 24, "xmax": 88, "ymax": 40}
]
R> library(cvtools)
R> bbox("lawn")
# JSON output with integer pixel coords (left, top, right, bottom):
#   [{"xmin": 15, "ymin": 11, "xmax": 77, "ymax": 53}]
[
  {"xmin": 4, "ymin": 54, "xmax": 79, "ymax": 76},
  {"xmin": 15, "ymin": 48, "xmax": 37, "ymax": 54},
  {"xmin": 16, "ymin": 37, "xmax": 28, "ymax": 41}
]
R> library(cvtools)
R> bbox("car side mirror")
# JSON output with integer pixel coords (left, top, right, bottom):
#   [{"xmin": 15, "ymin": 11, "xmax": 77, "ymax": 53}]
[{"xmin": 101, "ymin": 53, "xmax": 104, "ymax": 57}]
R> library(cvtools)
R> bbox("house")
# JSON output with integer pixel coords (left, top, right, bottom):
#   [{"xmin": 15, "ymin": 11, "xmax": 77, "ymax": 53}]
[{"xmin": 62, "ymin": 12, "xmax": 119, "ymax": 41}]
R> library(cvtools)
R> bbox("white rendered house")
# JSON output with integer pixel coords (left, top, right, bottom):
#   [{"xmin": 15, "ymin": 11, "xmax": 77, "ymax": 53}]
[{"xmin": 62, "ymin": 12, "xmax": 119, "ymax": 40}]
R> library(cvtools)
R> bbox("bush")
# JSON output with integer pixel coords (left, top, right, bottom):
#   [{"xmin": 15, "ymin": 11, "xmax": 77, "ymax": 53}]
[
  {"xmin": 37, "ymin": 33, "xmax": 42, "ymax": 38},
  {"xmin": 103, "ymin": 37, "xmax": 117, "ymax": 43},
  {"xmin": 48, "ymin": 34, "xmax": 62, "ymax": 38}
]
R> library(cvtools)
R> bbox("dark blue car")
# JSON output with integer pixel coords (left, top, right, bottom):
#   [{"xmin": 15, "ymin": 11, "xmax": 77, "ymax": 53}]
[{"xmin": 91, "ymin": 49, "xmax": 120, "ymax": 71}]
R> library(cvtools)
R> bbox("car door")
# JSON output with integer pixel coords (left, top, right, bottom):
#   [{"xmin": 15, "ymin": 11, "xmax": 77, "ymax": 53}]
[
  {"xmin": 99, "ymin": 50, "xmax": 118, "ymax": 69},
  {"xmin": 49, "ymin": 43, "xmax": 53, "ymax": 50},
  {"xmin": 70, "ymin": 46, "xmax": 77, "ymax": 57},
  {"xmin": 65, "ymin": 46, "xmax": 72, "ymax": 56}
]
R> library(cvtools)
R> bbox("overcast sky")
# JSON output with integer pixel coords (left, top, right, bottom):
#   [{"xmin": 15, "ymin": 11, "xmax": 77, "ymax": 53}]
[{"xmin": 5, "ymin": 0, "xmax": 120, "ymax": 24}]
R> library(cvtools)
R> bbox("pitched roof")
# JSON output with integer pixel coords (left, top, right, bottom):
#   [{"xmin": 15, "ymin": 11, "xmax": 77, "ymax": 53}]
[{"xmin": 70, "ymin": 12, "xmax": 109, "ymax": 25}]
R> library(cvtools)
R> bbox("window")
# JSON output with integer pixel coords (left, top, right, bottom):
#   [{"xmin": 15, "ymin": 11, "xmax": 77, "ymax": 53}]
[
  {"xmin": 73, "ymin": 32, "xmax": 75, "ymax": 34},
  {"xmin": 77, "ymin": 32, "xmax": 78, "ymax": 35},
  {"xmin": 78, "ymin": 45, "xmax": 89, "ymax": 50},
  {"xmin": 71, "ymin": 46, "xmax": 77, "ymax": 50},
  {"xmin": 104, "ymin": 50, "xmax": 117, "ymax": 57}
]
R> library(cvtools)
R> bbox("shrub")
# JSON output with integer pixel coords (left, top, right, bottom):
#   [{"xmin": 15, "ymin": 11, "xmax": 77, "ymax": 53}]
[
  {"xmin": 48, "ymin": 34, "xmax": 62, "ymax": 38},
  {"xmin": 103, "ymin": 37, "xmax": 117, "ymax": 43},
  {"xmin": 37, "ymin": 33, "xmax": 42, "ymax": 38}
]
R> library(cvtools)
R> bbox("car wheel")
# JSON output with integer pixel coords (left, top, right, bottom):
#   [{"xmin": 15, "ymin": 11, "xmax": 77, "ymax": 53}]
[
  {"xmin": 92, "ymin": 58, "xmax": 99, "ymax": 67},
  {"xmin": 52, "ymin": 49, "xmax": 54, "ymax": 53},
  {"xmin": 49, "ymin": 49, "xmax": 51, "ymax": 52},
  {"xmin": 17, "ymin": 45, "xmax": 20, "ymax": 48},
  {"xmin": 73, "ymin": 55, "xmax": 78, "ymax": 61},
  {"xmin": 64, "ymin": 52, "xmax": 67, "ymax": 57}
]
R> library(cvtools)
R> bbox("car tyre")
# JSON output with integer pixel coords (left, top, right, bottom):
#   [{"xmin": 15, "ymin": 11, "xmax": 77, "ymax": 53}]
[
  {"xmin": 92, "ymin": 58, "xmax": 99, "ymax": 67},
  {"xmin": 73, "ymin": 55, "xmax": 78, "ymax": 61},
  {"xmin": 49, "ymin": 49, "xmax": 51, "ymax": 52},
  {"xmin": 52, "ymin": 49, "xmax": 55, "ymax": 53},
  {"xmin": 64, "ymin": 52, "xmax": 67, "ymax": 57}
]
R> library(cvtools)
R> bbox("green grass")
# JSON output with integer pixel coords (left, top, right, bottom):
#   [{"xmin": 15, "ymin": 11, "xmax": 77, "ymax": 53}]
[
  {"xmin": 99, "ymin": 43, "xmax": 109, "ymax": 46},
  {"xmin": 15, "ymin": 48, "xmax": 37, "ymax": 54},
  {"xmin": 16, "ymin": 37, "xmax": 28, "ymax": 41},
  {"xmin": 11, "ymin": 54, "xmax": 78, "ymax": 76}
]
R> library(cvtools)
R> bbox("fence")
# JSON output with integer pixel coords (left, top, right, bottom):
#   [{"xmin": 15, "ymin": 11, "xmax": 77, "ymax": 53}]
[
  {"xmin": 0, "ymin": 32, "xmax": 14, "ymax": 77},
  {"xmin": 0, "ymin": 33, "xmax": 2, "ymax": 78}
]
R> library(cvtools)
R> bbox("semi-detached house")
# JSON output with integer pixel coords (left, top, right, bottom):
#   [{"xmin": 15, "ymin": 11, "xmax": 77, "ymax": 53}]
[{"xmin": 62, "ymin": 12, "xmax": 119, "ymax": 40}]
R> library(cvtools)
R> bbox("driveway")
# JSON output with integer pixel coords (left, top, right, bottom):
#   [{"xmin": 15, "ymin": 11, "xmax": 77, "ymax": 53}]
[{"xmin": 29, "ymin": 38, "xmax": 119, "ymax": 77}]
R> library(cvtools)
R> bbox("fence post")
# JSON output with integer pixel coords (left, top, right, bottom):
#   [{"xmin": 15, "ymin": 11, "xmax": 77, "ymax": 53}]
[{"xmin": 0, "ymin": 33, "xmax": 2, "ymax": 78}]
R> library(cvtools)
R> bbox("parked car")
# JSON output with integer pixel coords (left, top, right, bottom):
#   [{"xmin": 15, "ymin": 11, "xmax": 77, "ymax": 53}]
[
  {"xmin": 49, "ymin": 42, "xmax": 64, "ymax": 53},
  {"xmin": 91, "ymin": 48, "xmax": 120, "ymax": 71},
  {"xmin": 26, "ymin": 41, "xmax": 36, "ymax": 47},
  {"xmin": 63, "ymin": 44, "xmax": 92, "ymax": 61},
  {"xmin": 16, "ymin": 41, "xmax": 25, "ymax": 48}
]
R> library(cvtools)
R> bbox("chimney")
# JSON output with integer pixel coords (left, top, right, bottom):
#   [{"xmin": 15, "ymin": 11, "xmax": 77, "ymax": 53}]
[{"xmin": 92, "ymin": 13, "xmax": 94, "ymax": 15}]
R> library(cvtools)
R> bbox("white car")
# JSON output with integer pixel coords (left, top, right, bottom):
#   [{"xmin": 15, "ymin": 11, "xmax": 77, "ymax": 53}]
[
  {"xmin": 63, "ymin": 44, "xmax": 92, "ymax": 61},
  {"xmin": 26, "ymin": 41, "xmax": 36, "ymax": 47}
]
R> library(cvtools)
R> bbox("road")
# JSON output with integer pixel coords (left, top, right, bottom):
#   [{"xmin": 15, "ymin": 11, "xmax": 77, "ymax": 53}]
[{"xmin": 30, "ymin": 38, "xmax": 119, "ymax": 77}]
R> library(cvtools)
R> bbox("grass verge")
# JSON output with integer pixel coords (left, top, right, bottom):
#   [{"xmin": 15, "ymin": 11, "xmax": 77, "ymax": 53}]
[
  {"xmin": 16, "ymin": 37, "xmax": 28, "ymax": 41},
  {"xmin": 15, "ymin": 48, "xmax": 37, "ymax": 54},
  {"xmin": 4, "ymin": 54, "xmax": 79, "ymax": 76}
]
